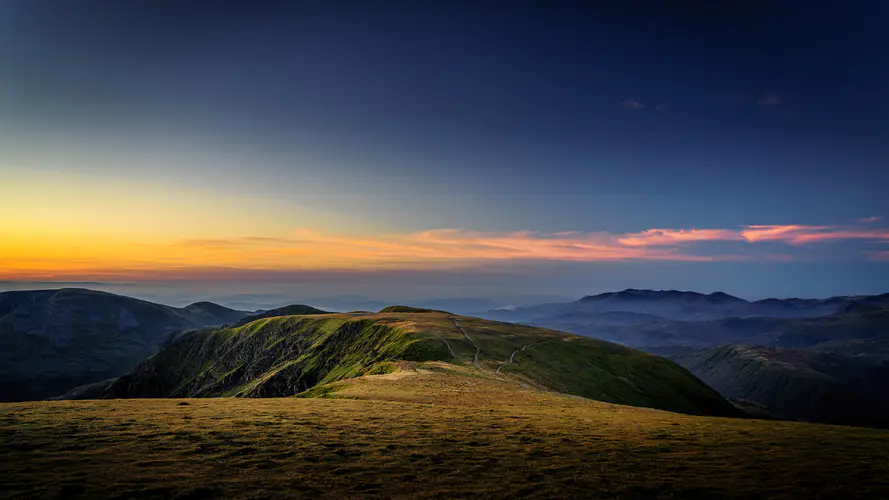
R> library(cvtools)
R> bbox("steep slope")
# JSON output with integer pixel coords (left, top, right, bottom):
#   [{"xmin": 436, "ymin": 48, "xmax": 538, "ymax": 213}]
[
  {"xmin": 92, "ymin": 311, "xmax": 736, "ymax": 417},
  {"xmin": 665, "ymin": 345, "xmax": 889, "ymax": 428},
  {"xmin": 0, "ymin": 288, "xmax": 248, "ymax": 401}
]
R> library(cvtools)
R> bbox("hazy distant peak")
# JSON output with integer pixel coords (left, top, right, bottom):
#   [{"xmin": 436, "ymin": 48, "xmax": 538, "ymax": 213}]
[
  {"xmin": 183, "ymin": 301, "xmax": 237, "ymax": 313},
  {"xmin": 705, "ymin": 291, "xmax": 745, "ymax": 303},
  {"xmin": 578, "ymin": 289, "xmax": 743, "ymax": 303}
]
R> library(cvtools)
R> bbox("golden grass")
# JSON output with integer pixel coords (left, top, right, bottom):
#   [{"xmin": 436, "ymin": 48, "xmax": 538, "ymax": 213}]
[{"xmin": 2, "ymin": 363, "xmax": 889, "ymax": 499}]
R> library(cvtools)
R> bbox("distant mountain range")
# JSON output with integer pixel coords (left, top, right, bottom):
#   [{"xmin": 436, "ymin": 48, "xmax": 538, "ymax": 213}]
[
  {"xmin": 198, "ymin": 293, "xmax": 567, "ymax": 316},
  {"xmin": 479, "ymin": 289, "xmax": 889, "ymax": 427},
  {"xmin": 5, "ymin": 286, "xmax": 889, "ymax": 428},
  {"xmin": 481, "ymin": 288, "xmax": 889, "ymax": 323},
  {"xmin": 0, "ymin": 289, "xmax": 249, "ymax": 401}
]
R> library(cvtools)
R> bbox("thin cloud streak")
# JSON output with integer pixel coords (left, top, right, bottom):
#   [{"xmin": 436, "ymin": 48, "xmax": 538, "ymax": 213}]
[
  {"xmin": 741, "ymin": 225, "xmax": 889, "ymax": 244},
  {"xmin": 622, "ymin": 224, "xmax": 889, "ymax": 246},
  {"xmin": 618, "ymin": 229, "xmax": 741, "ymax": 246},
  {"xmin": 6, "ymin": 222, "xmax": 889, "ymax": 281}
]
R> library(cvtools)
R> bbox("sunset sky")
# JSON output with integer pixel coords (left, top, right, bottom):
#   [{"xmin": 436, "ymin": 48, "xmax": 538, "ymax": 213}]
[{"xmin": 2, "ymin": 1, "xmax": 888, "ymax": 302}]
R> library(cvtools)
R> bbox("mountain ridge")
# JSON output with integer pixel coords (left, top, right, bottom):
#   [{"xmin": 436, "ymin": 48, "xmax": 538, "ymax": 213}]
[
  {"xmin": 0, "ymin": 288, "xmax": 248, "ymax": 401},
  {"xmin": 483, "ymin": 288, "xmax": 889, "ymax": 323},
  {"xmin": 81, "ymin": 311, "xmax": 737, "ymax": 417}
]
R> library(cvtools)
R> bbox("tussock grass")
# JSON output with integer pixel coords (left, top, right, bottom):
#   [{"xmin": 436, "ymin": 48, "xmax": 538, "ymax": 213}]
[{"xmin": 2, "ymin": 365, "xmax": 888, "ymax": 499}]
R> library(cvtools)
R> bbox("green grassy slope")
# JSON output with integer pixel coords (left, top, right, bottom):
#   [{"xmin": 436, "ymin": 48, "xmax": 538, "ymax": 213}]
[
  {"xmin": 91, "ymin": 311, "xmax": 735, "ymax": 417},
  {"xmin": 104, "ymin": 316, "xmax": 420, "ymax": 398}
]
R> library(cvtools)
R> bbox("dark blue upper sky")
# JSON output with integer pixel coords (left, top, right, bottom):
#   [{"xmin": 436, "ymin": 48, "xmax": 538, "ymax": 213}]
[{"xmin": 2, "ymin": 0, "xmax": 888, "ymax": 299}]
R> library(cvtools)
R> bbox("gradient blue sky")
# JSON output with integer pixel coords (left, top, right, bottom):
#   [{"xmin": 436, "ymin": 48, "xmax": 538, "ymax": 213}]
[{"xmin": 2, "ymin": 1, "xmax": 888, "ymax": 302}]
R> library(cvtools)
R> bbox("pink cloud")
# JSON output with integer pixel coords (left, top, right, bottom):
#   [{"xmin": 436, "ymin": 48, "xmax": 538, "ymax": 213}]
[
  {"xmin": 741, "ymin": 225, "xmax": 889, "ymax": 244},
  {"xmin": 13, "ymin": 221, "xmax": 889, "ymax": 282},
  {"xmin": 172, "ymin": 228, "xmax": 748, "ymax": 266},
  {"xmin": 859, "ymin": 216, "xmax": 882, "ymax": 224},
  {"xmin": 618, "ymin": 228, "xmax": 740, "ymax": 246},
  {"xmin": 741, "ymin": 225, "xmax": 824, "ymax": 243},
  {"xmin": 167, "ymin": 224, "xmax": 889, "ymax": 267}
]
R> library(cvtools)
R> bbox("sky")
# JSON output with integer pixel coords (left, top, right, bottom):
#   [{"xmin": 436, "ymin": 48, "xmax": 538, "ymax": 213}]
[{"xmin": 1, "ymin": 0, "xmax": 888, "ymax": 304}]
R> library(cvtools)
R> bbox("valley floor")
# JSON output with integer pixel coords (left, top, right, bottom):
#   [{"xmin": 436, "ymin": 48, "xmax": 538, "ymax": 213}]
[{"xmin": 2, "ymin": 364, "xmax": 888, "ymax": 499}]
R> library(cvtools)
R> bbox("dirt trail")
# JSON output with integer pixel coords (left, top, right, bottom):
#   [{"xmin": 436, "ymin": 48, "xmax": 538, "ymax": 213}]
[
  {"xmin": 452, "ymin": 319, "xmax": 483, "ymax": 370},
  {"xmin": 496, "ymin": 344, "xmax": 531, "ymax": 374},
  {"xmin": 434, "ymin": 334, "xmax": 457, "ymax": 359},
  {"xmin": 495, "ymin": 341, "xmax": 557, "ymax": 375}
]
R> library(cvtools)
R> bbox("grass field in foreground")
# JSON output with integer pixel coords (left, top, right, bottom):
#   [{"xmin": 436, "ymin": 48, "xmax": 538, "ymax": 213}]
[{"xmin": 3, "ymin": 363, "xmax": 889, "ymax": 499}]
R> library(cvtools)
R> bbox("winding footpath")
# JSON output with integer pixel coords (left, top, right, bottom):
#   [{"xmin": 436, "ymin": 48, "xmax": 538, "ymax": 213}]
[
  {"xmin": 434, "ymin": 334, "xmax": 457, "ymax": 359},
  {"xmin": 495, "ymin": 344, "xmax": 531, "ymax": 374},
  {"xmin": 495, "ymin": 340, "xmax": 557, "ymax": 375},
  {"xmin": 452, "ymin": 319, "xmax": 483, "ymax": 370}
]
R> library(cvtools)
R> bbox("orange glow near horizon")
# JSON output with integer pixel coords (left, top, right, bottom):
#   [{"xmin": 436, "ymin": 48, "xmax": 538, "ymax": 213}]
[
  {"xmin": 3, "ymin": 173, "xmax": 888, "ymax": 281},
  {"xmin": 4, "ymin": 222, "xmax": 889, "ymax": 282}
]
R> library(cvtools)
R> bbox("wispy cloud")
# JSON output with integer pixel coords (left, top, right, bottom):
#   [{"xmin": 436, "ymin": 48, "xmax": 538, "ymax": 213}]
[
  {"xmin": 271, "ymin": 229, "xmax": 743, "ymax": 263},
  {"xmin": 618, "ymin": 229, "xmax": 740, "ymax": 247},
  {"xmin": 622, "ymin": 99, "xmax": 645, "ymax": 110},
  {"xmin": 7, "ymin": 221, "xmax": 889, "ymax": 281},
  {"xmin": 655, "ymin": 103, "xmax": 668, "ymax": 111},
  {"xmin": 757, "ymin": 92, "xmax": 782, "ymax": 106},
  {"xmin": 859, "ymin": 216, "xmax": 882, "ymax": 224},
  {"xmin": 605, "ymin": 223, "xmax": 889, "ymax": 248},
  {"xmin": 741, "ymin": 225, "xmax": 889, "ymax": 244}
]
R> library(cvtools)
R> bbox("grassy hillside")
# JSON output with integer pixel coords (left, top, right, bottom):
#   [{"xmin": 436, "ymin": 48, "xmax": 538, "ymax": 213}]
[
  {"xmin": 3, "ymin": 370, "xmax": 888, "ymax": 499},
  {"xmin": 87, "ymin": 311, "xmax": 735, "ymax": 417},
  {"xmin": 0, "ymin": 289, "xmax": 247, "ymax": 401}
]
